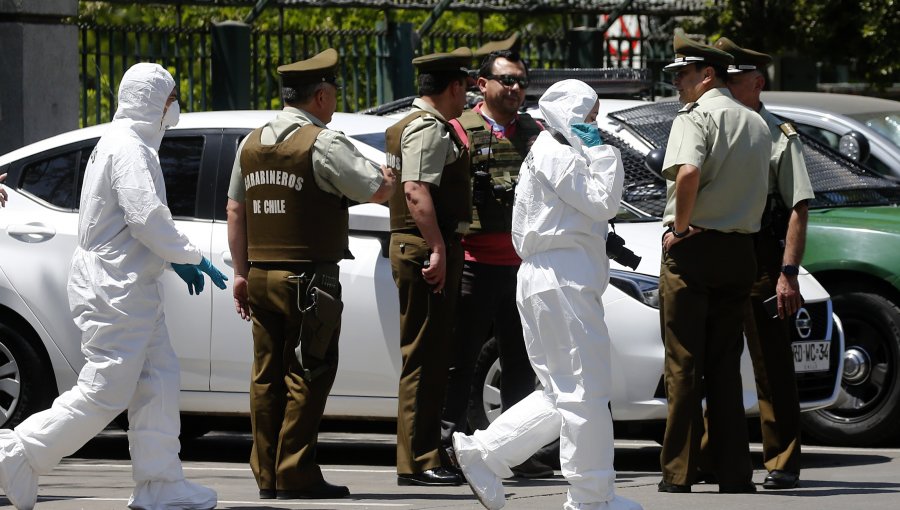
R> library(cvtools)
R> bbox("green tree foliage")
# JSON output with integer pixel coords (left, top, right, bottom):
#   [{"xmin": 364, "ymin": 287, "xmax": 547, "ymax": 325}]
[
  {"xmin": 75, "ymin": 1, "xmax": 570, "ymax": 123},
  {"xmin": 695, "ymin": 0, "xmax": 897, "ymax": 87}
]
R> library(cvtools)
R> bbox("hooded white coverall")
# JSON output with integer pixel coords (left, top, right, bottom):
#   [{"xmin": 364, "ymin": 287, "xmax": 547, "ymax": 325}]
[
  {"xmin": 0, "ymin": 63, "xmax": 216, "ymax": 510},
  {"xmin": 457, "ymin": 80, "xmax": 640, "ymax": 510}
]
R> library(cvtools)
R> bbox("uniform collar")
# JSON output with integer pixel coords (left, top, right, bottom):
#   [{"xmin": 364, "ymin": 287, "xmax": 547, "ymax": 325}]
[
  {"xmin": 412, "ymin": 97, "xmax": 446, "ymax": 122},
  {"xmin": 697, "ymin": 87, "xmax": 733, "ymax": 103},
  {"xmin": 282, "ymin": 106, "xmax": 327, "ymax": 127}
]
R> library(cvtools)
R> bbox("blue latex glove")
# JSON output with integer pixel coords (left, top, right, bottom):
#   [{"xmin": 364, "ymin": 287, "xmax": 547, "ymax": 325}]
[
  {"xmin": 198, "ymin": 256, "xmax": 228, "ymax": 290},
  {"xmin": 571, "ymin": 123, "xmax": 603, "ymax": 147},
  {"xmin": 171, "ymin": 263, "xmax": 205, "ymax": 295}
]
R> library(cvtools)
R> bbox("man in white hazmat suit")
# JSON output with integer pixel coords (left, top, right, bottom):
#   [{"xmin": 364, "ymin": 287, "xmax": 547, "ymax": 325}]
[
  {"xmin": 452, "ymin": 79, "xmax": 642, "ymax": 510},
  {"xmin": 0, "ymin": 63, "xmax": 226, "ymax": 510}
]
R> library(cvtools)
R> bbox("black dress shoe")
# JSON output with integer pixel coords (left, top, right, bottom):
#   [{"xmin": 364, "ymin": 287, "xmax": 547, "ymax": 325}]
[
  {"xmin": 763, "ymin": 470, "xmax": 799, "ymax": 490},
  {"xmin": 397, "ymin": 467, "xmax": 464, "ymax": 486},
  {"xmin": 276, "ymin": 480, "xmax": 350, "ymax": 499},
  {"xmin": 719, "ymin": 481, "xmax": 757, "ymax": 493},
  {"xmin": 258, "ymin": 489, "xmax": 276, "ymax": 499},
  {"xmin": 657, "ymin": 480, "xmax": 691, "ymax": 493}
]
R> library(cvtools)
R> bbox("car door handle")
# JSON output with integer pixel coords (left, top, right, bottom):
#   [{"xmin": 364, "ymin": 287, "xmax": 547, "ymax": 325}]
[
  {"xmin": 221, "ymin": 251, "xmax": 233, "ymax": 267},
  {"xmin": 7, "ymin": 223, "xmax": 56, "ymax": 243}
]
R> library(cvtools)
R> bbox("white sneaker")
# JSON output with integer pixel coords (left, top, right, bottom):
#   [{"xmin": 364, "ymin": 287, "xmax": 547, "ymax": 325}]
[
  {"xmin": 452, "ymin": 432, "xmax": 505, "ymax": 510},
  {"xmin": 128, "ymin": 479, "xmax": 217, "ymax": 510},
  {"xmin": 0, "ymin": 430, "xmax": 39, "ymax": 510},
  {"xmin": 563, "ymin": 495, "xmax": 644, "ymax": 510}
]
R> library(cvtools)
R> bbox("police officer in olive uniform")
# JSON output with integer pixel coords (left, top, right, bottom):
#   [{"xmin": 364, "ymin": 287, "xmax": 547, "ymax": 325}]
[
  {"xmin": 656, "ymin": 31, "xmax": 772, "ymax": 494},
  {"xmin": 226, "ymin": 48, "xmax": 394, "ymax": 500},
  {"xmin": 387, "ymin": 48, "xmax": 473, "ymax": 487},
  {"xmin": 441, "ymin": 37, "xmax": 549, "ymax": 478},
  {"xmin": 715, "ymin": 37, "xmax": 815, "ymax": 490}
]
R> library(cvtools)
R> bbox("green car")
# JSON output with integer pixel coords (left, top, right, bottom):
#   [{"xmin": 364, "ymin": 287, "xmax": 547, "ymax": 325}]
[
  {"xmin": 610, "ymin": 99, "xmax": 900, "ymax": 446},
  {"xmin": 801, "ymin": 205, "xmax": 900, "ymax": 445}
]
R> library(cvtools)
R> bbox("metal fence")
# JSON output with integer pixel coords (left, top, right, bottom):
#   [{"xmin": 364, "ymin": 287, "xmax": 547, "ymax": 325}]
[
  {"xmin": 76, "ymin": 20, "xmax": 664, "ymax": 127},
  {"xmin": 78, "ymin": 23, "xmax": 212, "ymax": 127}
]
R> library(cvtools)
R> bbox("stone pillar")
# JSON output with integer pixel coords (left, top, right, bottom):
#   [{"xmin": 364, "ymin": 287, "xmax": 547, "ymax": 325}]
[{"xmin": 0, "ymin": 0, "xmax": 79, "ymax": 155}]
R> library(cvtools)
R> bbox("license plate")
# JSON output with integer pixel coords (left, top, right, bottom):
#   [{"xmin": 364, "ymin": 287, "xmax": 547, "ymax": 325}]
[{"xmin": 792, "ymin": 341, "xmax": 830, "ymax": 373}]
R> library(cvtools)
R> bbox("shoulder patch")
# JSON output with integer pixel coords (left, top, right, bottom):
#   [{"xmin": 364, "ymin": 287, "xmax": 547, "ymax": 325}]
[
  {"xmin": 779, "ymin": 122, "xmax": 798, "ymax": 138},
  {"xmin": 678, "ymin": 102, "xmax": 698, "ymax": 114}
]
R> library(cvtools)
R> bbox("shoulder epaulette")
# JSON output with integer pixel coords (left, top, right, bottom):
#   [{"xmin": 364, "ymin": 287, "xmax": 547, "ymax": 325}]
[
  {"xmin": 678, "ymin": 102, "xmax": 698, "ymax": 114},
  {"xmin": 779, "ymin": 122, "xmax": 798, "ymax": 138}
]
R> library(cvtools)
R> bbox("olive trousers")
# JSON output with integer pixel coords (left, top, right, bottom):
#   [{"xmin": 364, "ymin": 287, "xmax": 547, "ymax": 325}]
[
  {"xmin": 745, "ymin": 230, "xmax": 802, "ymax": 474},
  {"xmin": 248, "ymin": 263, "xmax": 340, "ymax": 492},
  {"xmin": 659, "ymin": 231, "xmax": 756, "ymax": 487},
  {"xmin": 390, "ymin": 232, "xmax": 464, "ymax": 474}
]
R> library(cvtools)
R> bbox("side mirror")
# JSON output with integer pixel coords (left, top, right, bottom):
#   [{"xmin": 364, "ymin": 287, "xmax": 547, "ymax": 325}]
[
  {"xmin": 644, "ymin": 147, "xmax": 666, "ymax": 177},
  {"xmin": 838, "ymin": 130, "xmax": 871, "ymax": 163}
]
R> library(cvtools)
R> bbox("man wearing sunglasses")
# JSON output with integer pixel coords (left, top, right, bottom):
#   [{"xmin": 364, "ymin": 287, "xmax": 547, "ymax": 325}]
[{"xmin": 443, "ymin": 37, "xmax": 550, "ymax": 479}]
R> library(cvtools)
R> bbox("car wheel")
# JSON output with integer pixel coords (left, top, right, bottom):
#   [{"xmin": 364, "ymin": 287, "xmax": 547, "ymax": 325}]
[
  {"xmin": 800, "ymin": 292, "xmax": 900, "ymax": 446},
  {"xmin": 467, "ymin": 336, "xmax": 503, "ymax": 431},
  {"xmin": 0, "ymin": 322, "xmax": 52, "ymax": 429}
]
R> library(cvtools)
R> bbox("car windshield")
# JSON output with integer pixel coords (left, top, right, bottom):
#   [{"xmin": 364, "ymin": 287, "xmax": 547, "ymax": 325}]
[{"xmin": 847, "ymin": 111, "xmax": 900, "ymax": 150}]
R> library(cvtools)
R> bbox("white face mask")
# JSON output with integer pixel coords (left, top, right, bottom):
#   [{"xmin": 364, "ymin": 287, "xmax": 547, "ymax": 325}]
[{"xmin": 161, "ymin": 100, "xmax": 180, "ymax": 129}]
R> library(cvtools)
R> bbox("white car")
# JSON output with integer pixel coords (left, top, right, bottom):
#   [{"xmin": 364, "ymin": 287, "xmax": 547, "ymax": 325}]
[
  {"xmin": 760, "ymin": 91, "xmax": 900, "ymax": 179},
  {"xmin": 0, "ymin": 109, "xmax": 841, "ymax": 439}
]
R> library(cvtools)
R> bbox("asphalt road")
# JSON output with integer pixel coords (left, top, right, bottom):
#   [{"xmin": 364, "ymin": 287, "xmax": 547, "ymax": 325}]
[{"xmin": 6, "ymin": 426, "xmax": 900, "ymax": 510}]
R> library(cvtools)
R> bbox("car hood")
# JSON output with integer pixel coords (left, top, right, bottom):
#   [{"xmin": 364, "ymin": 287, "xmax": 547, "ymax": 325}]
[
  {"xmin": 811, "ymin": 205, "xmax": 900, "ymax": 234},
  {"xmin": 610, "ymin": 220, "xmax": 664, "ymax": 276}
]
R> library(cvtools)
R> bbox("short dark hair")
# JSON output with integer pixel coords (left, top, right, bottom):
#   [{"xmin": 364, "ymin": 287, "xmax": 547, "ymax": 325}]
[
  {"xmin": 418, "ymin": 71, "xmax": 466, "ymax": 96},
  {"xmin": 700, "ymin": 63, "xmax": 730, "ymax": 83},
  {"xmin": 282, "ymin": 82, "xmax": 327, "ymax": 105},
  {"xmin": 478, "ymin": 50, "xmax": 529, "ymax": 78}
]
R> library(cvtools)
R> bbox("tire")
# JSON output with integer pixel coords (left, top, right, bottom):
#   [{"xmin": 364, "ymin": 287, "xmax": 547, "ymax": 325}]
[
  {"xmin": 0, "ymin": 322, "xmax": 53, "ymax": 429},
  {"xmin": 467, "ymin": 336, "xmax": 502, "ymax": 431},
  {"xmin": 800, "ymin": 292, "xmax": 900, "ymax": 446}
]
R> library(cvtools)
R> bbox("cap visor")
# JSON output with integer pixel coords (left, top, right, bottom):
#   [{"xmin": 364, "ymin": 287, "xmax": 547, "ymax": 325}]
[{"xmin": 663, "ymin": 61, "xmax": 692, "ymax": 72}]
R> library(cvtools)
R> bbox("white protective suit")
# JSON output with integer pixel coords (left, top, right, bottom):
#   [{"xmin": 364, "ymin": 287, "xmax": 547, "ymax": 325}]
[
  {"xmin": 0, "ymin": 63, "xmax": 216, "ymax": 510},
  {"xmin": 453, "ymin": 80, "xmax": 641, "ymax": 510}
]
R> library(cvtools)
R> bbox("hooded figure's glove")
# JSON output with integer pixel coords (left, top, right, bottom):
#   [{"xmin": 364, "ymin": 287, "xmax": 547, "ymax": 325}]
[
  {"xmin": 198, "ymin": 256, "xmax": 229, "ymax": 290},
  {"xmin": 171, "ymin": 263, "xmax": 205, "ymax": 295},
  {"xmin": 571, "ymin": 123, "xmax": 603, "ymax": 148}
]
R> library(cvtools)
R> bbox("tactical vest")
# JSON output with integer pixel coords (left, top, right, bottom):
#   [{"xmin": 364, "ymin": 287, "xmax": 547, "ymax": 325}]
[
  {"xmin": 457, "ymin": 110, "xmax": 541, "ymax": 232},
  {"xmin": 386, "ymin": 109, "xmax": 472, "ymax": 233},
  {"xmin": 240, "ymin": 125, "xmax": 348, "ymax": 262}
]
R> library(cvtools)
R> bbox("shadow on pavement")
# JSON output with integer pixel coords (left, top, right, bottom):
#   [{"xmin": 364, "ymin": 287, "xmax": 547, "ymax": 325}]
[{"xmin": 754, "ymin": 479, "xmax": 900, "ymax": 497}]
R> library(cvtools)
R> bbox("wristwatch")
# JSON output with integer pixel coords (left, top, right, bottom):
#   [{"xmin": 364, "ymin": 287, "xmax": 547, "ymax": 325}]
[
  {"xmin": 781, "ymin": 264, "xmax": 799, "ymax": 276},
  {"xmin": 671, "ymin": 226, "xmax": 690, "ymax": 239}
]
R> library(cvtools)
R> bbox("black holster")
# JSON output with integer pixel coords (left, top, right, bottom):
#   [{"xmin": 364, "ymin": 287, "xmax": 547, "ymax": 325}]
[
  {"xmin": 290, "ymin": 264, "xmax": 342, "ymax": 381},
  {"xmin": 761, "ymin": 194, "xmax": 789, "ymax": 242}
]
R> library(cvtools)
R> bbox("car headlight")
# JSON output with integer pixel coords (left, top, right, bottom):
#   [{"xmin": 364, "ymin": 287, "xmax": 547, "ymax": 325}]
[{"xmin": 609, "ymin": 269, "xmax": 660, "ymax": 309}]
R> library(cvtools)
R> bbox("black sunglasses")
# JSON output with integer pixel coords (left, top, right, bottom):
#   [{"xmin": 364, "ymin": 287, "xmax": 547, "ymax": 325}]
[{"xmin": 485, "ymin": 74, "xmax": 528, "ymax": 88}]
